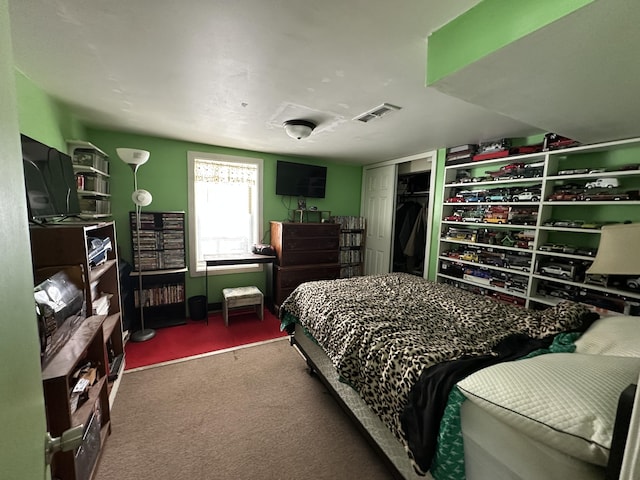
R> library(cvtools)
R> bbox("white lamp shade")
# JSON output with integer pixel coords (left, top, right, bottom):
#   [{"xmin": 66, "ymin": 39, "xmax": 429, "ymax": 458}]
[
  {"xmin": 586, "ymin": 223, "xmax": 640, "ymax": 275},
  {"xmin": 283, "ymin": 120, "xmax": 316, "ymax": 140},
  {"xmin": 117, "ymin": 148, "xmax": 150, "ymax": 165},
  {"xmin": 132, "ymin": 189, "xmax": 153, "ymax": 207}
]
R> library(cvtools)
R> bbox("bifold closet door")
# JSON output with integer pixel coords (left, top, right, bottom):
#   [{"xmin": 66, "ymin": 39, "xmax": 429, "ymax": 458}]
[{"xmin": 361, "ymin": 164, "xmax": 396, "ymax": 275}]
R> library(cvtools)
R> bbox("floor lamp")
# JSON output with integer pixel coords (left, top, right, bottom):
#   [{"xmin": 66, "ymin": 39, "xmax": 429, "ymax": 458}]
[{"xmin": 117, "ymin": 148, "xmax": 156, "ymax": 342}]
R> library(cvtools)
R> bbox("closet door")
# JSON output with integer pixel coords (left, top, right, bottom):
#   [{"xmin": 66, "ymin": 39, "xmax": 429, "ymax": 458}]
[{"xmin": 361, "ymin": 164, "xmax": 396, "ymax": 275}]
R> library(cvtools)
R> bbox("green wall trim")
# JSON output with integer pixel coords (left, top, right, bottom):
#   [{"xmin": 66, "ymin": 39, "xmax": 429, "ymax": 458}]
[{"xmin": 426, "ymin": 0, "xmax": 594, "ymax": 85}]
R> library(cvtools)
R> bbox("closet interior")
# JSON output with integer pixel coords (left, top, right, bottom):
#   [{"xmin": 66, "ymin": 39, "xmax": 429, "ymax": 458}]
[{"xmin": 393, "ymin": 170, "xmax": 431, "ymax": 276}]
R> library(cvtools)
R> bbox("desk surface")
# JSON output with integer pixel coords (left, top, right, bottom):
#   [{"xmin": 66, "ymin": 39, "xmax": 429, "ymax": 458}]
[
  {"xmin": 205, "ymin": 253, "xmax": 276, "ymax": 267},
  {"xmin": 204, "ymin": 253, "xmax": 276, "ymax": 314}
]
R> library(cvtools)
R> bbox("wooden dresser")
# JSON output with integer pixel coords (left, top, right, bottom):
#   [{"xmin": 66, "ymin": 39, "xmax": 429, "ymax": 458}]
[{"xmin": 270, "ymin": 221, "xmax": 341, "ymax": 310}]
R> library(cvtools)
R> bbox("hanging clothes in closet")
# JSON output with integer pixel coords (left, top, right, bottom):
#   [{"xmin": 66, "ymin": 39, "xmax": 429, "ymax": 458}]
[
  {"xmin": 403, "ymin": 204, "xmax": 428, "ymax": 274},
  {"xmin": 394, "ymin": 200, "xmax": 423, "ymax": 271},
  {"xmin": 394, "ymin": 171, "xmax": 430, "ymax": 275}
]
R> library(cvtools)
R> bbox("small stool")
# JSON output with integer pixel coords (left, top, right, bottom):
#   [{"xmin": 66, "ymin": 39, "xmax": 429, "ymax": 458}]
[{"xmin": 222, "ymin": 286, "xmax": 264, "ymax": 326}]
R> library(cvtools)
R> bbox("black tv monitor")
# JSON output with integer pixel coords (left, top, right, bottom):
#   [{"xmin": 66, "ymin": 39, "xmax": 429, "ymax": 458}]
[
  {"xmin": 21, "ymin": 134, "xmax": 81, "ymax": 221},
  {"xmin": 275, "ymin": 160, "xmax": 327, "ymax": 198}
]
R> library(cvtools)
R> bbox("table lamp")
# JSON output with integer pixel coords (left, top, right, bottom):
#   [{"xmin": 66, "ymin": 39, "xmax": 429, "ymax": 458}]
[{"xmin": 587, "ymin": 223, "xmax": 640, "ymax": 275}]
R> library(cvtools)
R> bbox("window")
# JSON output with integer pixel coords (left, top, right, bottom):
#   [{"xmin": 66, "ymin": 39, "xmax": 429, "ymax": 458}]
[{"xmin": 188, "ymin": 151, "xmax": 263, "ymax": 274}]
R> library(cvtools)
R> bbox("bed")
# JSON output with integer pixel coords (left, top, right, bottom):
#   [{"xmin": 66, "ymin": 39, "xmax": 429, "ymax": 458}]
[{"xmin": 279, "ymin": 272, "xmax": 640, "ymax": 480}]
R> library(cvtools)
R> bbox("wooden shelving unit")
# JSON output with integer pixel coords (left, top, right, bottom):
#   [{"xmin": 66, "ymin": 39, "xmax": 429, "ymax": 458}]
[{"xmin": 30, "ymin": 221, "xmax": 124, "ymax": 480}]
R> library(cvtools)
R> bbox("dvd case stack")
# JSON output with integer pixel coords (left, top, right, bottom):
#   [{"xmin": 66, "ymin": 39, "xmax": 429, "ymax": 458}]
[
  {"xmin": 130, "ymin": 211, "xmax": 186, "ymax": 271},
  {"xmin": 330, "ymin": 216, "xmax": 365, "ymax": 278},
  {"xmin": 331, "ymin": 215, "xmax": 366, "ymax": 230}
]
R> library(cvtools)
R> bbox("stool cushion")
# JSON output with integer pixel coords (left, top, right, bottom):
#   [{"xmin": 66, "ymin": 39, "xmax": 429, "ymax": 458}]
[
  {"xmin": 222, "ymin": 286, "xmax": 264, "ymax": 326},
  {"xmin": 223, "ymin": 286, "xmax": 262, "ymax": 300}
]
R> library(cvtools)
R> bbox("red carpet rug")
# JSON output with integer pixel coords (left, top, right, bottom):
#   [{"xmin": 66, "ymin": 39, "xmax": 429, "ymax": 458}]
[{"xmin": 124, "ymin": 308, "xmax": 288, "ymax": 370}]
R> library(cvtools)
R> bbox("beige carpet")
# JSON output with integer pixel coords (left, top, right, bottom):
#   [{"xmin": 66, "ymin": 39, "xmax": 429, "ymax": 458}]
[{"xmin": 94, "ymin": 338, "xmax": 395, "ymax": 479}]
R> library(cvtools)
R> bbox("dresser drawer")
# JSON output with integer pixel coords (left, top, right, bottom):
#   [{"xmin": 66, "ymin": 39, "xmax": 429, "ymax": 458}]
[
  {"xmin": 276, "ymin": 264, "xmax": 341, "ymax": 289},
  {"xmin": 271, "ymin": 221, "xmax": 341, "ymax": 266},
  {"xmin": 279, "ymin": 223, "xmax": 340, "ymax": 239},
  {"xmin": 270, "ymin": 221, "xmax": 342, "ymax": 308},
  {"xmin": 280, "ymin": 249, "xmax": 339, "ymax": 266},
  {"xmin": 281, "ymin": 236, "xmax": 340, "ymax": 252},
  {"xmin": 274, "ymin": 264, "xmax": 340, "ymax": 307}
]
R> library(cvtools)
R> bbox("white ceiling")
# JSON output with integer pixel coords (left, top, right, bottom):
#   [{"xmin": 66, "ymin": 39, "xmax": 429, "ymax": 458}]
[
  {"xmin": 9, "ymin": 1, "xmax": 640, "ymax": 165},
  {"xmin": 431, "ymin": 0, "xmax": 640, "ymax": 147}
]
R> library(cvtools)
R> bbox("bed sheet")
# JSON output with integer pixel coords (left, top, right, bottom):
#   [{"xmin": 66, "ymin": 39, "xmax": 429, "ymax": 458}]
[{"xmin": 280, "ymin": 273, "xmax": 595, "ymax": 475}]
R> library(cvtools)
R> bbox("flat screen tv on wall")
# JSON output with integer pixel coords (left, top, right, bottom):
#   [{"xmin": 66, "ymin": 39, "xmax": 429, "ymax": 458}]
[
  {"xmin": 275, "ymin": 160, "xmax": 327, "ymax": 198},
  {"xmin": 21, "ymin": 134, "xmax": 81, "ymax": 222}
]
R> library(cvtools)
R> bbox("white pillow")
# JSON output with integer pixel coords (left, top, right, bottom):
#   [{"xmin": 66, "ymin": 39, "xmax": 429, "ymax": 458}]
[
  {"xmin": 574, "ymin": 315, "xmax": 640, "ymax": 357},
  {"xmin": 457, "ymin": 353, "xmax": 640, "ymax": 466}
]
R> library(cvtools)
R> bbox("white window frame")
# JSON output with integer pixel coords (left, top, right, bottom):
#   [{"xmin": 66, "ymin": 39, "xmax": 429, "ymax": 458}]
[{"xmin": 187, "ymin": 151, "xmax": 264, "ymax": 276}]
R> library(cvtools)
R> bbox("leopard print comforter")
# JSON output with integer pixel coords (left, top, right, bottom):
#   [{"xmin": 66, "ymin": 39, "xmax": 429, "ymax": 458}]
[{"xmin": 280, "ymin": 273, "xmax": 592, "ymax": 447}]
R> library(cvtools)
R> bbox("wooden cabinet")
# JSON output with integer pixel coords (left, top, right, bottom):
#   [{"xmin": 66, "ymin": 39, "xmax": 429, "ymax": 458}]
[
  {"xmin": 270, "ymin": 221, "xmax": 341, "ymax": 309},
  {"xmin": 30, "ymin": 221, "xmax": 124, "ymax": 480},
  {"xmin": 437, "ymin": 137, "xmax": 640, "ymax": 315},
  {"xmin": 129, "ymin": 211, "xmax": 187, "ymax": 328}
]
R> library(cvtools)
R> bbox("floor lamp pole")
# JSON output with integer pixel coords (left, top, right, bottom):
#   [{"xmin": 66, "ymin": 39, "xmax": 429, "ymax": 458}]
[{"xmin": 130, "ymin": 165, "xmax": 156, "ymax": 342}]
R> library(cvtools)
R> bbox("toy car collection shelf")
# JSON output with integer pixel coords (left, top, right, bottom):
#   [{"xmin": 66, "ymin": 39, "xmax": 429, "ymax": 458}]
[{"xmin": 437, "ymin": 136, "xmax": 640, "ymax": 316}]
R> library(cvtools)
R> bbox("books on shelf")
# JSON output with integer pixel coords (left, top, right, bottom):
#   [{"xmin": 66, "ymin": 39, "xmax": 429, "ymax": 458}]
[{"xmin": 134, "ymin": 283, "xmax": 185, "ymax": 308}]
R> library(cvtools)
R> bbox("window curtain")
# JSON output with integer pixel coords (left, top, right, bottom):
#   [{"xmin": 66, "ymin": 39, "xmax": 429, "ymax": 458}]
[
  {"xmin": 194, "ymin": 160, "xmax": 257, "ymax": 187},
  {"xmin": 193, "ymin": 159, "xmax": 258, "ymax": 262}
]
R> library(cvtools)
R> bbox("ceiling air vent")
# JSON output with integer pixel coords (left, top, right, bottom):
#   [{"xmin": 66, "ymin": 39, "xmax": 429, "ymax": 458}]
[{"xmin": 354, "ymin": 103, "xmax": 402, "ymax": 123}]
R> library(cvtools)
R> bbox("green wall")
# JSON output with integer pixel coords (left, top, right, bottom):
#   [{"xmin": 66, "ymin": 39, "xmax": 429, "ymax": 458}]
[
  {"xmin": 15, "ymin": 71, "xmax": 86, "ymax": 151},
  {"xmin": 1, "ymin": 2, "xmax": 49, "ymax": 478},
  {"xmin": 87, "ymin": 130, "xmax": 363, "ymax": 303},
  {"xmin": 13, "ymin": 73, "xmax": 363, "ymax": 305},
  {"xmin": 426, "ymin": 0, "xmax": 593, "ymax": 85}
]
